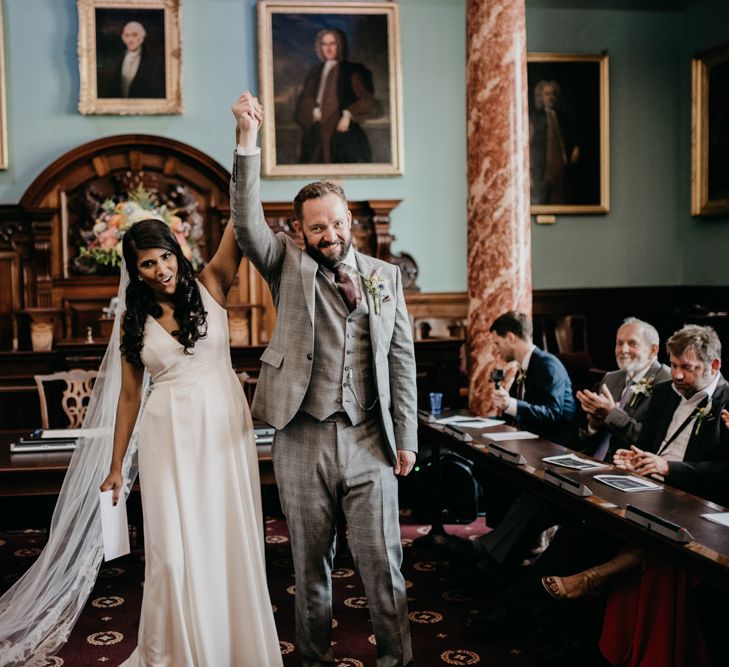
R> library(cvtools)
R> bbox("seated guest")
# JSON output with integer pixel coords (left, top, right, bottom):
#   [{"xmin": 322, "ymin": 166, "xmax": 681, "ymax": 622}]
[
  {"xmin": 490, "ymin": 311, "xmax": 577, "ymax": 443},
  {"xmin": 443, "ymin": 320, "xmax": 668, "ymax": 624},
  {"xmin": 436, "ymin": 311, "xmax": 576, "ymax": 584},
  {"xmin": 542, "ymin": 324, "xmax": 729, "ymax": 667},
  {"xmin": 576, "ymin": 317, "xmax": 670, "ymax": 461}
]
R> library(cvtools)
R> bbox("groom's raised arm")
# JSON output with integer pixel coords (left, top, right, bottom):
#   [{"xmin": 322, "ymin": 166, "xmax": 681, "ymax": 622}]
[{"xmin": 230, "ymin": 92, "xmax": 284, "ymax": 279}]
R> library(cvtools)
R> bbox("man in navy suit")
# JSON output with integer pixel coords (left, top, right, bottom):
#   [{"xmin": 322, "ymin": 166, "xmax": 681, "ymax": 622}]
[
  {"xmin": 437, "ymin": 312, "xmax": 577, "ymax": 578},
  {"xmin": 489, "ymin": 311, "xmax": 576, "ymax": 443}
]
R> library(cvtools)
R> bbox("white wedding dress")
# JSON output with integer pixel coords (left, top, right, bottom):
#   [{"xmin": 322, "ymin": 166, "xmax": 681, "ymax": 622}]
[{"xmin": 120, "ymin": 282, "xmax": 281, "ymax": 666}]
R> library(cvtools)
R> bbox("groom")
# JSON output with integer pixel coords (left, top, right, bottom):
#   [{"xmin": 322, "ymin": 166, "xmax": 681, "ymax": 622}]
[{"xmin": 230, "ymin": 92, "xmax": 417, "ymax": 667}]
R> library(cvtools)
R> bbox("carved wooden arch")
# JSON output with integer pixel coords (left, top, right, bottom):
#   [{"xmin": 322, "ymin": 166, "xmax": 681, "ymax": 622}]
[{"xmin": 20, "ymin": 134, "xmax": 231, "ymax": 286}]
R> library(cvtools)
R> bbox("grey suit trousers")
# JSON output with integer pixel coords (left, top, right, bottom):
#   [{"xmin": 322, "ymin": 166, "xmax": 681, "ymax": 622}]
[{"xmin": 273, "ymin": 412, "xmax": 412, "ymax": 667}]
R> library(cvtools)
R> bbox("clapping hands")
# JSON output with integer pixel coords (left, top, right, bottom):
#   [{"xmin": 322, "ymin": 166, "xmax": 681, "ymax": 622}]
[{"xmin": 577, "ymin": 384, "xmax": 616, "ymax": 428}]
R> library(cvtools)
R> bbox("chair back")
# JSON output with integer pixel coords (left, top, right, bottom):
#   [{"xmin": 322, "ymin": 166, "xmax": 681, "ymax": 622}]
[{"xmin": 33, "ymin": 369, "xmax": 98, "ymax": 429}]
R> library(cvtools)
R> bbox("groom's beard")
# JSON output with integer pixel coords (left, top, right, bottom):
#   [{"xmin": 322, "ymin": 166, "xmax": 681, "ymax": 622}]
[{"xmin": 304, "ymin": 234, "xmax": 352, "ymax": 271}]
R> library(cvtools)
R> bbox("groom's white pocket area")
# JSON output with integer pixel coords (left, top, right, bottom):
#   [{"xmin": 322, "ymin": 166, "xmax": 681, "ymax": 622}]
[{"xmin": 99, "ymin": 490, "xmax": 131, "ymax": 561}]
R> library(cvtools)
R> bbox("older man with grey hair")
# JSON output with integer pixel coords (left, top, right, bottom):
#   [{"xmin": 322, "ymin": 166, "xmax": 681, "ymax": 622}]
[{"xmin": 576, "ymin": 317, "xmax": 670, "ymax": 461}]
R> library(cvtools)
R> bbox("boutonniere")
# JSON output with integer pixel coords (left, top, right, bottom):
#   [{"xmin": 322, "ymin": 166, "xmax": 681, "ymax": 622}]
[
  {"xmin": 692, "ymin": 399, "xmax": 715, "ymax": 434},
  {"xmin": 359, "ymin": 270, "xmax": 386, "ymax": 315},
  {"xmin": 517, "ymin": 368, "xmax": 527, "ymax": 384},
  {"xmin": 628, "ymin": 376, "xmax": 655, "ymax": 407}
]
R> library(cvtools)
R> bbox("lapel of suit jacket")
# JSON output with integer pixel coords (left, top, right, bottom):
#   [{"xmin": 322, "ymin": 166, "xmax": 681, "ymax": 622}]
[
  {"xmin": 683, "ymin": 376, "xmax": 727, "ymax": 460},
  {"xmin": 630, "ymin": 360, "xmax": 663, "ymax": 408},
  {"xmin": 355, "ymin": 252, "xmax": 381, "ymax": 357},
  {"xmin": 299, "ymin": 246, "xmax": 318, "ymax": 326},
  {"xmin": 605, "ymin": 370, "xmax": 628, "ymax": 402}
]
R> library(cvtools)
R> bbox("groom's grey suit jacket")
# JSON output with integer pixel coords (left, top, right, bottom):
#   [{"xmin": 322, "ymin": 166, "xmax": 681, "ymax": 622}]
[{"xmin": 230, "ymin": 152, "xmax": 418, "ymax": 461}]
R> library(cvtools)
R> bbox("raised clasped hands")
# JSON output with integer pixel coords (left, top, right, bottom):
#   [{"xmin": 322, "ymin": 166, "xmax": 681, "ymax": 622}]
[
  {"xmin": 613, "ymin": 444, "xmax": 668, "ymax": 477},
  {"xmin": 232, "ymin": 91, "xmax": 263, "ymax": 148}
]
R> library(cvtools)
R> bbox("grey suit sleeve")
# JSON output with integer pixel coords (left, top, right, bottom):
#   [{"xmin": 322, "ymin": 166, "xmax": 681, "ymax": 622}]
[
  {"xmin": 603, "ymin": 406, "xmax": 643, "ymax": 444},
  {"xmin": 230, "ymin": 151, "xmax": 285, "ymax": 279},
  {"xmin": 387, "ymin": 266, "xmax": 418, "ymax": 452}
]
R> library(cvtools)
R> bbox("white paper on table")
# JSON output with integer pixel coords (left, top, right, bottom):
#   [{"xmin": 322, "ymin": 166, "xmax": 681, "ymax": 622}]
[
  {"xmin": 434, "ymin": 416, "xmax": 505, "ymax": 428},
  {"xmin": 486, "ymin": 431, "xmax": 539, "ymax": 441},
  {"xmin": 42, "ymin": 427, "xmax": 111, "ymax": 439},
  {"xmin": 593, "ymin": 474, "xmax": 663, "ymax": 492},
  {"xmin": 701, "ymin": 512, "xmax": 729, "ymax": 527},
  {"xmin": 99, "ymin": 490, "xmax": 130, "ymax": 561},
  {"xmin": 542, "ymin": 454, "xmax": 608, "ymax": 470},
  {"xmin": 42, "ymin": 428, "xmax": 84, "ymax": 439}
]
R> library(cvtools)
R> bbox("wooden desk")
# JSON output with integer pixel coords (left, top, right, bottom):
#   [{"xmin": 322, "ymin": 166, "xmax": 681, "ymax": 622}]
[{"xmin": 419, "ymin": 416, "xmax": 729, "ymax": 593}]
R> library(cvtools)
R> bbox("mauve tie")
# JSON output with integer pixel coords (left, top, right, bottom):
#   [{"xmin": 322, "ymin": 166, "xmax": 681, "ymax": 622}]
[{"xmin": 333, "ymin": 265, "xmax": 357, "ymax": 313}]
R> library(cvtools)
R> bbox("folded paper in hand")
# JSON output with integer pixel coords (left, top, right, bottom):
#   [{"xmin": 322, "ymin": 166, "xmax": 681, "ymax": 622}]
[{"xmin": 99, "ymin": 490, "xmax": 130, "ymax": 561}]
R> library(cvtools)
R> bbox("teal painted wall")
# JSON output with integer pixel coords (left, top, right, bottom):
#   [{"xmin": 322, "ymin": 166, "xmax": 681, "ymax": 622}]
[
  {"xmin": 680, "ymin": 0, "xmax": 729, "ymax": 285},
  {"xmin": 0, "ymin": 0, "xmax": 467, "ymax": 293},
  {"xmin": 1, "ymin": 1, "xmax": 726, "ymax": 291},
  {"xmin": 526, "ymin": 6, "xmax": 685, "ymax": 288}
]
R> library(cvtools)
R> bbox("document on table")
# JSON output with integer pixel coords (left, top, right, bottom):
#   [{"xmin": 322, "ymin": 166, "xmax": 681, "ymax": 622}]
[
  {"xmin": 594, "ymin": 474, "xmax": 663, "ymax": 492},
  {"xmin": 435, "ymin": 416, "xmax": 505, "ymax": 428},
  {"xmin": 486, "ymin": 431, "xmax": 539, "ymax": 441},
  {"xmin": 99, "ymin": 490, "xmax": 130, "ymax": 561},
  {"xmin": 542, "ymin": 454, "xmax": 608, "ymax": 470},
  {"xmin": 701, "ymin": 512, "xmax": 729, "ymax": 527}
]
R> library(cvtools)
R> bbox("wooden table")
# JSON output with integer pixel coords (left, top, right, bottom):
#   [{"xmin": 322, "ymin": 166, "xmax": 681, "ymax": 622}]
[{"xmin": 418, "ymin": 415, "xmax": 729, "ymax": 592}]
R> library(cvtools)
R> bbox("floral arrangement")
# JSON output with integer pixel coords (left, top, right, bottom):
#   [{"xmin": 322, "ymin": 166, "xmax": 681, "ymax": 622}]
[
  {"xmin": 692, "ymin": 399, "xmax": 714, "ymax": 435},
  {"xmin": 628, "ymin": 376, "xmax": 654, "ymax": 407},
  {"xmin": 75, "ymin": 184, "xmax": 203, "ymax": 273},
  {"xmin": 360, "ymin": 270, "xmax": 386, "ymax": 315}
]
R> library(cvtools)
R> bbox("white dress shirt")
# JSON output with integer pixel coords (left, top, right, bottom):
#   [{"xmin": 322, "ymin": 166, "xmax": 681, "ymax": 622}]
[
  {"xmin": 658, "ymin": 372, "xmax": 721, "ymax": 463},
  {"xmin": 504, "ymin": 344, "xmax": 535, "ymax": 418}
]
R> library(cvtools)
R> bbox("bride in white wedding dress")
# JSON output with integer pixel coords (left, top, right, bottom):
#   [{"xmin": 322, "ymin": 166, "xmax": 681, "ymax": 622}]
[{"xmin": 100, "ymin": 217, "xmax": 282, "ymax": 666}]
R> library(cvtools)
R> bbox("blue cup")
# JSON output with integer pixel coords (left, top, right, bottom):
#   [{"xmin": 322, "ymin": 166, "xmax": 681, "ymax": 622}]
[{"xmin": 429, "ymin": 391, "xmax": 443, "ymax": 415}]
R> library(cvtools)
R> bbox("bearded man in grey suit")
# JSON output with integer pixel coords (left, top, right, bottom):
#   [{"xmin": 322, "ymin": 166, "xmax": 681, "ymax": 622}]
[
  {"xmin": 230, "ymin": 92, "xmax": 416, "ymax": 667},
  {"xmin": 576, "ymin": 317, "xmax": 671, "ymax": 461}
]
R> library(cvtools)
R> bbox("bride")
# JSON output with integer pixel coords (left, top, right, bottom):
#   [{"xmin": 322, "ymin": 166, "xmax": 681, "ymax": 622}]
[{"xmin": 0, "ymin": 213, "xmax": 282, "ymax": 664}]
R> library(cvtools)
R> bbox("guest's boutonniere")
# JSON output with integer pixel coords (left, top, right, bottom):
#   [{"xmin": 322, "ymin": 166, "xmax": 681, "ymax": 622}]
[
  {"xmin": 628, "ymin": 376, "xmax": 655, "ymax": 407},
  {"xmin": 692, "ymin": 399, "xmax": 714, "ymax": 435},
  {"xmin": 360, "ymin": 270, "xmax": 386, "ymax": 315}
]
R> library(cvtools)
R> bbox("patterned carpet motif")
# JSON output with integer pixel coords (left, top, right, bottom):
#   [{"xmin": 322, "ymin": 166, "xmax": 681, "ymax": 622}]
[{"xmin": 0, "ymin": 515, "xmax": 539, "ymax": 666}]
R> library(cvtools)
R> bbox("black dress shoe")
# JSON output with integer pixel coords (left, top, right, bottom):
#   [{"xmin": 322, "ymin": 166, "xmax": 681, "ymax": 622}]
[
  {"xmin": 463, "ymin": 605, "xmax": 516, "ymax": 637},
  {"xmin": 432, "ymin": 534, "xmax": 478, "ymax": 563}
]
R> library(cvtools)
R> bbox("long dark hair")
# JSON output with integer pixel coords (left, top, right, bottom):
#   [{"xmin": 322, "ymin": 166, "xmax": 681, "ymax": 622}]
[{"xmin": 120, "ymin": 219, "xmax": 207, "ymax": 367}]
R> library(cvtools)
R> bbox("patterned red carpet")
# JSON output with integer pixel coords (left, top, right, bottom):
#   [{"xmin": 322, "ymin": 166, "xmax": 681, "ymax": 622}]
[{"xmin": 0, "ymin": 514, "xmax": 541, "ymax": 666}]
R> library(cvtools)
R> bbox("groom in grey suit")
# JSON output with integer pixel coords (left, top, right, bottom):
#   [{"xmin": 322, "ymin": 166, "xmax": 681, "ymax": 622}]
[{"xmin": 230, "ymin": 92, "xmax": 417, "ymax": 666}]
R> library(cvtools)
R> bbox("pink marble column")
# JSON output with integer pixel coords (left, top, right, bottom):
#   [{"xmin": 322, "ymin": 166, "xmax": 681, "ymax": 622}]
[{"xmin": 466, "ymin": 0, "xmax": 532, "ymax": 415}]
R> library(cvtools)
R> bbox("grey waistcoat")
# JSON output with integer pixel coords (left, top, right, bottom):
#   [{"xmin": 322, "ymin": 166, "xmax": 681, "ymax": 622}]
[{"xmin": 300, "ymin": 270, "xmax": 378, "ymax": 424}]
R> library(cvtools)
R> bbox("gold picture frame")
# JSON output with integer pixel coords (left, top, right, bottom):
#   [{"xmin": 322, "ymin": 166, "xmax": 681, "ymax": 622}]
[
  {"xmin": 691, "ymin": 42, "xmax": 729, "ymax": 216},
  {"xmin": 0, "ymin": 5, "xmax": 8, "ymax": 169},
  {"xmin": 77, "ymin": 0, "xmax": 182, "ymax": 115},
  {"xmin": 527, "ymin": 53, "xmax": 610, "ymax": 215},
  {"xmin": 258, "ymin": 0, "xmax": 404, "ymax": 178}
]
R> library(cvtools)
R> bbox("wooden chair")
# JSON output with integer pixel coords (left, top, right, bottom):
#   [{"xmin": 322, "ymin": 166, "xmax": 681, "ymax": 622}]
[
  {"xmin": 34, "ymin": 369, "xmax": 98, "ymax": 429},
  {"xmin": 537, "ymin": 315, "xmax": 605, "ymax": 392}
]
